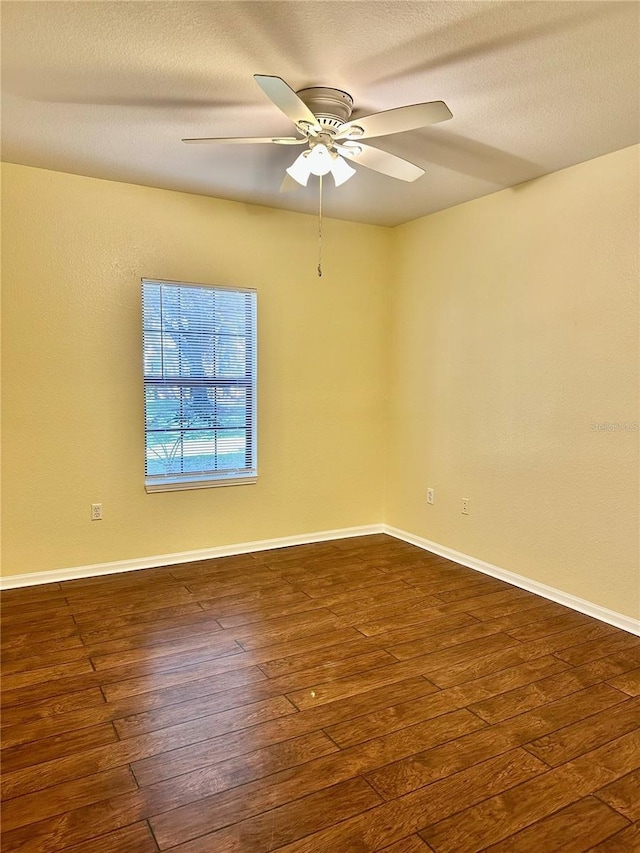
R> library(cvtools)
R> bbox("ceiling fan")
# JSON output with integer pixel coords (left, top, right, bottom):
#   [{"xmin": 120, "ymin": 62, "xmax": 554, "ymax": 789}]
[{"xmin": 182, "ymin": 75, "xmax": 452, "ymax": 190}]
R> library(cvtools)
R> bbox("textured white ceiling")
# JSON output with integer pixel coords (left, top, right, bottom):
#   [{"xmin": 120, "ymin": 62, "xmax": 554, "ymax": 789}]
[{"xmin": 2, "ymin": 1, "xmax": 638, "ymax": 226}]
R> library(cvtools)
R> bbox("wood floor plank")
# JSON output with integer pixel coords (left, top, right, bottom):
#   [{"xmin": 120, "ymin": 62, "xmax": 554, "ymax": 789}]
[
  {"xmin": 104, "ymin": 644, "xmax": 393, "ymax": 707},
  {"xmin": 425, "ymin": 636, "xmax": 589, "ymax": 689},
  {"xmin": 155, "ymin": 776, "xmax": 382, "ymax": 851},
  {"xmin": 72, "ymin": 603, "xmax": 204, "ymax": 637},
  {"xmin": 1, "ymin": 722, "xmax": 119, "ymax": 774},
  {"xmin": 607, "ymin": 667, "xmax": 640, "ymax": 696},
  {"xmin": 1, "ymin": 694, "xmax": 295, "ymax": 799},
  {"xmin": 324, "ymin": 687, "xmax": 482, "ymax": 749},
  {"xmin": 56, "ymin": 822, "xmax": 159, "ymax": 853},
  {"xmin": 418, "ymin": 729, "xmax": 640, "ymax": 853},
  {"xmin": 0, "ymin": 604, "xmax": 72, "ymax": 626},
  {"xmin": 0, "ymin": 687, "xmax": 106, "ymax": 730},
  {"xmin": 478, "ymin": 796, "xmax": 629, "ymax": 853},
  {"xmin": 0, "ymin": 659, "xmax": 94, "ymax": 693},
  {"xmin": 370, "ymin": 566, "xmax": 467, "ymax": 588},
  {"xmin": 3, "ymin": 706, "xmax": 117, "ymax": 749},
  {"xmin": 365, "ymin": 683, "xmax": 631, "ymax": 800},
  {"xmin": 147, "ymin": 709, "xmax": 487, "ymax": 849},
  {"xmin": 587, "ymin": 822, "xmax": 640, "ymax": 851},
  {"xmin": 431, "ymin": 578, "xmax": 514, "ymax": 603},
  {"xmin": 476, "ymin": 602, "xmax": 577, "ymax": 633},
  {"xmin": 285, "ymin": 634, "xmax": 519, "ymax": 711},
  {"xmin": 2, "ymin": 666, "xmax": 274, "ymax": 747},
  {"xmin": 293, "ymin": 570, "xmax": 395, "ymax": 597},
  {"xmin": 327, "ymin": 658, "xmax": 564, "ymax": 746},
  {"xmin": 89, "ymin": 632, "xmax": 241, "ymax": 671},
  {"xmin": 100, "ymin": 655, "xmax": 268, "ymax": 702},
  {"xmin": 379, "ymin": 837, "xmax": 435, "ymax": 853},
  {"xmin": 258, "ymin": 636, "xmax": 384, "ymax": 679},
  {"xmin": 355, "ymin": 610, "xmax": 477, "ymax": 639},
  {"xmin": 596, "ymin": 768, "xmax": 640, "ymax": 821},
  {"xmin": 66, "ymin": 585, "xmax": 196, "ymax": 615},
  {"xmin": 132, "ymin": 729, "xmax": 339, "ymax": 799},
  {"xmin": 263, "ymin": 749, "xmax": 546, "ymax": 853},
  {"xmin": 1, "ymin": 582, "xmax": 63, "ymax": 603},
  {"xmin": 525, "ymin": 695, "xmax": 640, "ymax": 765},
  {"xmin": 1, "ymin": 635, "xmax": 85, "ymax": 664},
  {"xmin": 468, "ymin": 656, "xmax": 639, "ymax": 724},
  {"xmin": 113, "ymin": 691, "xmax": 298, "ymax": 740},
  {"xmin": 505, "ymin": 609, "xmax": 597, "ymax": 641},
  {"xmin": 1, "ymin": 645, "xmax": 89, "ymax": 676},
  {"xmin": 0, "ymin": 734, "xmax": 338, "ymax": 852},
  {"xmin": 333, "ymin": 596, "xmax": 445, "ymax": 626},
  {"xmin": 232, "ymin": 610, "xmax": 345, "ymax": 650},
  {"xmin": 424, "ymin": 588, "xmax": 531, "ymax": 613},
  {"xmin": 60, "ymin": 566, "xmax": 175, "ymax": 592},
  {"xmin": 130, "ymin": 677, "xmax": 436, "ymax": 786},
  {"xmin": 1, "ymin": 766, "xmax": 137, "ymax": 832},
  {"xmin": 169, "ymin": 553, "xmax": 262, "ymax": 576},
  {"xmin": 215, "ymin": 600, "xmax": 331, "ymax": 629},
  {"xmin": 282, "ymin": 659, "xmax": 440, "ymax": 711},
  {"xmin": 1, "ymin": 623, "xmax": 81, "ymax": 651},
  {"xmin": 386, "ymin": 620, "xmax": 516, "ymax": 661},
  {"xmin": 3, "ymin": 535, "xmax": 638, "ymax": 853},
  {"xmin": 79, "ymin": 618, "xmax": 226, "ymax": 656},
  {"xmin": 462, "ymin": 594, "xmax": 555, "ymax": 621},
  {"xmin": 316, "ymin": 584, "xmax": 422, "ymax": 614},
  {"xmin": 554, "ymin": 633, "xmax": 640, "ymax": 666},
  {"xmin": 0, "ymin": 798, "xmax": 145, "ymax": 851},
  {"xmin": 2, "ymin": 671, "xmax": 298, "ymax": 747},
  {"xmin": 193, "ymin": 582, "xmax": 304, "ymax": 606}
]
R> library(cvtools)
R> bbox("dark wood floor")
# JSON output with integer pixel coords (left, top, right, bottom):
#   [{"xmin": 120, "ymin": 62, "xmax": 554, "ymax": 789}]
[{"xmin": 1, "ymin": 534, "xmax": 639, "ymax": 852}]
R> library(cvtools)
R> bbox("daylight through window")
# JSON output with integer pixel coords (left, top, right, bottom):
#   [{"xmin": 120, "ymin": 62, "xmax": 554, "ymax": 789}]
[{"xmin": 142, "ymin": 279, "xmax": 257, "ymax": 491}]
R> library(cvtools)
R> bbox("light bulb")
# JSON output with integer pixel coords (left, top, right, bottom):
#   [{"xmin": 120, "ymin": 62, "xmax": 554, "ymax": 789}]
[
  {"xmin": 286, "ymin": 151, "xmax": 311, "ymax": 186},
  {"xmin": 307, "ymin": 144, "xmax": 333, "ymax": 176},
  {"xmin": 330, "ymin": 154, "xmax": 356, "ymax": 187}
]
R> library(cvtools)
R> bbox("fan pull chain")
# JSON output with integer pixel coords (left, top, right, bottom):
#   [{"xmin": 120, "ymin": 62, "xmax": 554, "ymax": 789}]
[{"xmin": 317, "ymin": 174, "xmax": 323, "ymax": 278}]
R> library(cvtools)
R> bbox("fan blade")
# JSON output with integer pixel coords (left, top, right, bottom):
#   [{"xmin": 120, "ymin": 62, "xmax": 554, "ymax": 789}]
[
  {"xmin": 337, "ymin": 101, "xmax": 452, "ymax": 140},
  {"xmin": 280, "ymin": 173, "xmax": 302, "ymax": 193},
  {"xmin": 336, "ymin": 143, "xmax": 424, "ymax": 182},
  {"xmin": 182, "ymin": 136, "xmax": 306, "ymax": 145},
  {"xmin": 254, "ymin": 75, "xmax": 320, "ymax": 132}
]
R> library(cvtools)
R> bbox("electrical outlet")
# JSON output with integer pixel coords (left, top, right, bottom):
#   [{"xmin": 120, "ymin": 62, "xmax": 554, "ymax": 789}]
[
  {"xmin": 91, "ymin": 503, "xmax": 103, "ymax": 521},
  {"xmin": 427, "ymin": 488, "xmax": 435, "ymax": 505},
  {"xmin": 461, "ymin": 498, "xmax": 469, "ymax": 515}
]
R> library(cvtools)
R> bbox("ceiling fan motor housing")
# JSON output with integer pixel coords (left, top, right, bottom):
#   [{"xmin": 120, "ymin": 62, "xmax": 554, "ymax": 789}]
[{"xmin": 296, "ymin": 87, "xmax": 354, "ymax": 133}]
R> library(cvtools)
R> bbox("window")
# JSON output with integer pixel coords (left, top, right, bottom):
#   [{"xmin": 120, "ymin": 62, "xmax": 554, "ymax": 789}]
[{"xmin": 142, "ymin": 279, "xmax": 257, "ymax": 492}]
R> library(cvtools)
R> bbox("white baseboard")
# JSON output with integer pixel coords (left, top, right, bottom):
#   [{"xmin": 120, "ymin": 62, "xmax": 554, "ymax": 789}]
[
  {"xmin": 383, "ymin": 525, "xmax": 640, "ymax": 637},
  {"xmin": 0, "ymin": 524, "xmax": 385, "ymax": 590},
  {"xmin": 3, "ymin": 523, "xmax": 638, "ymax": 638}
]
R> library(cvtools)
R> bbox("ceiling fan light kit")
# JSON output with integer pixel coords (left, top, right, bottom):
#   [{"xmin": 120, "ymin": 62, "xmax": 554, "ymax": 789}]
[{"xmin": 286, "ymin": 142, "xmax": 357, "ymax": 188}]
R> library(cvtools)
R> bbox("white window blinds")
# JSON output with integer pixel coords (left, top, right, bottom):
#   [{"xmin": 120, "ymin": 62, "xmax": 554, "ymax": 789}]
[{"xmin": 142, "ymin": 279, "xmax": 257, "ymax": 492}]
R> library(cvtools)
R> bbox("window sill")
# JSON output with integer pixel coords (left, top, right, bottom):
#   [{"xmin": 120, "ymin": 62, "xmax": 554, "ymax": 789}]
[{"xmin": 145, "ymin": 475, "xmax": 257, "ymax": 493}]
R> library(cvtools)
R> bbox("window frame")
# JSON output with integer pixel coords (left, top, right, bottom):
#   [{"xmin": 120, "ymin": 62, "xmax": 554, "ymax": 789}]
[{"xmin": 142, "ymin": 277, "xmax": 258, "ymax": 493}]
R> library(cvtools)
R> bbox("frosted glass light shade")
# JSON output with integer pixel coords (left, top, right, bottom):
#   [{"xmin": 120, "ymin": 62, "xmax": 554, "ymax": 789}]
[
  {"xmin": 307, "ymin": 144, "xmax": 333, "ymax": 176},
  {"xmin": 286, "ymin": 151, "xmax": 311, "ymax": 186},
  {"xmin": 330, "ymin": 155, "xmax": 356, "ymax": 187}
]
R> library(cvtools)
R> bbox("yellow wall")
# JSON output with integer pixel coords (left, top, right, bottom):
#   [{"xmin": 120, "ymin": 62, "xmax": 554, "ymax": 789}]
[
  {"xmin": 387, "ymin": 145, "xmax": 639, "ymax": 619},
  {"xmin": 1, "ymin": 164, "xmax": 390, "ymax": 573}
]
